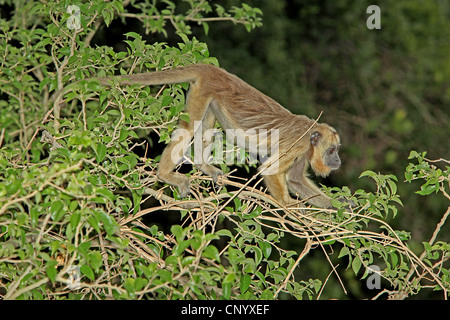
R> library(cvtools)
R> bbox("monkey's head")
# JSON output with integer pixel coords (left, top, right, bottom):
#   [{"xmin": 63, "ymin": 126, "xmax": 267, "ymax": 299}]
[{"xmin": 308, "ymin": 125, "xmax": 341, "ymax": 177}]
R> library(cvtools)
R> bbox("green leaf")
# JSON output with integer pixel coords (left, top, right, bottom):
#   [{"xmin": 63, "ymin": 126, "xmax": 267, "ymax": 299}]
[
  {"xmin": 258, "ymin": 241, "xmax": 272, "ymax": 259},
  {"xmin": 416, "ymin": 183, "xmax": 438, "ymax": 195},
  {"xmin": 95, "ymin": 187, "xmax": 116, "ymax": 202},
  {"xmin": 312, "ymin": 279, "xmax": 322, "ymax": 294},
  {"xmin": 352, "ymin": 256, "xmax": 362, "ymax": 275},
  {"xmin": 179, "ymin": 113, "xmax": 190, "ymax": 122},
  {"xmin": 252, "ymin": 246, "xmax": 262, "ymax": 265},
  {"xmin": 233, "ymin": 197, "xmax": 242, "ymax": 211},
  {"xmin": 388, "ymin": 180, "xmax": 397, "ymax": 195},
  {"xmin": 30, "ymin": 207, "xmax": 40, "ymax": 227},
  {"xmin": 330, "ymin": 198, "xmax": 343, "ymax": 208},
  {"xmin": 89, "ymin": 251, "xmax": 103, "ymax": 272},
  {"xmin": 124, "ymin": 278, "xmax": 135, "ymax": 294},
  {"xmin": 223, "ymin": 273, "xmax": 236, "ymax": 284},
  {"xmin": 80, "ymin": 264, "xmax": 95, "ymax": 281},
  {"xmin": 69, "ymin": 201, "xmax": 78, "ymax": 212},
  {"xmin": 95, "ymin": 143, "xmax": 107, "ymax": 163},
  {"xmin": 395, "ymin": 230, "xmax": 411, "ymax": 241},
  {"xmin": 134, "ymin": 277, "xmax": 148, "ymax": 292},
  {"xmin": 203, "ymin": 245, "xmax": 220, "ymax": 261},
  {"xmin": 131, "ymin": 191, "xmax": 141, "ymax": 214},
  {"xmin": 215, "ymin": 229, "xmax": 233, "ymax": 239},
  {"xmin": 50, "ymin": 200, "xmax": 65, "ymax": 222},
  {"xmin": 124, "ymin": 31, "xmax": 141, "ymax": 39},
  {"xmin": 202, "ymin": 21, "xmax": 210, "ymax": 35},
  {"xmin": 119, "ymin": 129, "xmax": 129, "ymax": 141},
  {"xmin": 222, "ymin": 281, "xmax": 231, "ymax": 300},
  {"xmin": 240, "ymin": 274, "xmax": 251, "ymax": 293},
  {"xmin": 322, "ymin": 237, "xmax": 336, "ymax": 245},
  {"xmin": 87, "ymin": 216, "xmax": 100, "ymax": 234},
  {"xmin": 94, "ymin": 210, "xmax": 118, "ymax": 236},
  {"xmin": 157, "ymin": 269, "xmax": 172, "ymax": 283},
  {"xmin": 261, "ymin": 288, "xmax": 273, "ymax": 300},
  {"xmin": 178, "ymin": 32, "xmax": 190, "ymax": 44},
  {"xmin": 39, "ymin": 77, "xmax": 51, "ymax": 92},
  {"xmin": 161, "ymin": 95, "xmax": 173, "ymax": 107},
  {"xmin": 359, "ymin": 170, "xmax": 376, "ymax": 179},
  {"xmin": 171, "ymin": 225, "xmax": 184, "ymax": 242},
  {"xmin": 78, "ymin": 241, "xmax": 91, "ymax": 256},
  {"xmin": 46, "ymin": 260, "xmax": 58, "ymax": 283},
  {"xmin": 70, "ymin": 211, "xmax": 81, "ymax": 229},
  {"xmin": 423, "ymin": 242, "xmax": 432, "ymax": 253},
  {"xmin": 338, "ymin": 246, "xmax": 350, "ymax": 258},
  {"xmin": 368, "ymin": 193, "xmax": 376, "ymax": 205},
  {"xmin": 408, "ymin": 150, "xmax": 420, "ymax": 159},
  {"xmin": 181, "ymin": 256, "xmax": 196, "ymax": 267},
  {"xmin": 173, "ymin": 240, "xmax": 191, "ymax": 256},
  {"xmin": 390, "ymin": 252, "xmax": 399, "ymax": 268}
]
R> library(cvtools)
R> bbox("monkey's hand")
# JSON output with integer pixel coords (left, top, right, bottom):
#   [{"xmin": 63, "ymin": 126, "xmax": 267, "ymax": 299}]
[{"xmin": 334, "ymin": 197, "xmax": 357, "ymax": 210}]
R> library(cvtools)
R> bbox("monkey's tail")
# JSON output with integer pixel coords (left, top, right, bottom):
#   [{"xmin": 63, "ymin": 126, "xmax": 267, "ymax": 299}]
[{"xmin": 96, "ymin": 64, "xmax": 208, "ymax": 87}]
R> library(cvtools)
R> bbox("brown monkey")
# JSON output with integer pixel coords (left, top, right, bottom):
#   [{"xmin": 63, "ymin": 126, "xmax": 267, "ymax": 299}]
[{"xmin": 96, "ymin": 64, "xmax": 342, "ymax": 207}]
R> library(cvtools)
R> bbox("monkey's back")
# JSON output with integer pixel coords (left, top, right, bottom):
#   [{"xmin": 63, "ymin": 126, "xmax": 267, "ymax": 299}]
[{"xmin": 196, "ymin": 64, "xmax": 315, "ymax": 148}]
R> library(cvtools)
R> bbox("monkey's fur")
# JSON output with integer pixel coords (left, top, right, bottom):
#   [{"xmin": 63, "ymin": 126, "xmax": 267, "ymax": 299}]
[{"xmin": 96, "ymin": 64, "xmax": 342, "ymax": 207}]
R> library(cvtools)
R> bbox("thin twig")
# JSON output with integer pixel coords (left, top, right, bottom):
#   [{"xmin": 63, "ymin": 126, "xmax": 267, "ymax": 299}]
[{"xmin": 274, "ymin": 239, "xmax": 312, "ymax": 297}]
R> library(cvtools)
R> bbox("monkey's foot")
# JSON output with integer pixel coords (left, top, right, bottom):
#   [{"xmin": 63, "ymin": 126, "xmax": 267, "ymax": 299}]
[
  {"xmin": 199, "ymin": 164, "xmax": 224, "ymax": 184},
  {"xmin": 157, "ymin": 171, "xmax": 191, "ymax": 199},
  {"xmin": 178, "ymin": 179, "xmax": 191, "ymax": 198}
]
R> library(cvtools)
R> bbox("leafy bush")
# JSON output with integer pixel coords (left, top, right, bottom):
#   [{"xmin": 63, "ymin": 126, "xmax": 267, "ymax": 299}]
[{"xmin": 0, "ymin": 1, "xmax": 448, "ymax": 300}]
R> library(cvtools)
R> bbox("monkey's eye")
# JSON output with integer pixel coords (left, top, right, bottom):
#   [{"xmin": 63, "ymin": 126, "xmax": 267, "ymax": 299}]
[{"xmin": 328, "ymin": 146, "xmax": 339, "ymax": 155}]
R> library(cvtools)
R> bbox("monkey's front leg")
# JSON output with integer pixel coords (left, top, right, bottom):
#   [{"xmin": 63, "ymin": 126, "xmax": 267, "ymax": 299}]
[
  {"xmin": 287, "ymin": 177, "xmax": 333, "ymax": 208},
  {"xmin": 285, "ymin": 158, "xmax": 334, "ymax": 208},
  {"xmin": 263, "ymin": 174, "xmax": 296, "ymax": 205}
]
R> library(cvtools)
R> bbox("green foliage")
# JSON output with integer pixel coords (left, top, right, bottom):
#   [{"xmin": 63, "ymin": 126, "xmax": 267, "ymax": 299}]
[
  {"xmin": 405, "ymin": 151, "xmax": 450, "ymax": 196},
  {"xmin": 0, "ymin": 0, "xmax": 448, "ymax": 301},
  {"xmin": 325, "ymin": 164, "xmax": 449, "ymax": 299}
]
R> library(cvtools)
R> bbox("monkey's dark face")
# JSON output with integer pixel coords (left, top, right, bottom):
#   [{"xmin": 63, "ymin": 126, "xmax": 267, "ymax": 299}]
[{"xmin": 324, "ymin": 145, "xmax": 341, "ymax": 170}]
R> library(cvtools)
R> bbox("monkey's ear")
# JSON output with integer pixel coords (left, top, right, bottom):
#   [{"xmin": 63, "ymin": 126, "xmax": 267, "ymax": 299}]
[{"xmin": 310, "ymin": 131, "xmax": 321, "ymax": 146}]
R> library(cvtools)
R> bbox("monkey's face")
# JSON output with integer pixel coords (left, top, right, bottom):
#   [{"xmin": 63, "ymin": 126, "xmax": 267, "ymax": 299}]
[
  {"xmin": 324, "ymin": 145, "xmax": 341, "ymax": 170},
  {"xmin": 309, "ymin": 126, "xmax": 341, "ymax": 177}
]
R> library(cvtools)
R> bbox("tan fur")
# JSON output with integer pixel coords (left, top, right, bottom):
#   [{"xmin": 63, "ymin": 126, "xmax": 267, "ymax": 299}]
[{"xmin": 98, "ymin": 64, "xmax": 341, "ymax": 207}]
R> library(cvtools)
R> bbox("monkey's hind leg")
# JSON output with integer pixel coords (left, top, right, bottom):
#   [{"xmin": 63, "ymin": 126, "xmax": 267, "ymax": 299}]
[
  {"xmin": 157, "ymin": 127, "xmax": 192, "ymax": 198},
  {"xmin": 157, "ymin": 85, "xmax": 217, "ymax": 198}
]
